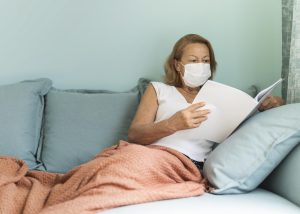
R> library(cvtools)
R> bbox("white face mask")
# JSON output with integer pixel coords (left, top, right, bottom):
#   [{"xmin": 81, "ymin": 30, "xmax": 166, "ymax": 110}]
[{"xmin": 181, "ymin": 63, "xmax": 211, "ymax": 88}]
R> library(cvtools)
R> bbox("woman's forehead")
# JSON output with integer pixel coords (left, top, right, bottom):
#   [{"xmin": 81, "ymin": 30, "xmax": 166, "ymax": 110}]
[{"xmin": 182, "ymin": 43, "xmax": 209, "ymax": 57}]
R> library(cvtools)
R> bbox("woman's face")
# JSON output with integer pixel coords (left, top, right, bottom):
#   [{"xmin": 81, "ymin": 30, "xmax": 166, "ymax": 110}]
[{"xmin": 175, "ymin": 43, "xmax": 210, "ymax": 74}]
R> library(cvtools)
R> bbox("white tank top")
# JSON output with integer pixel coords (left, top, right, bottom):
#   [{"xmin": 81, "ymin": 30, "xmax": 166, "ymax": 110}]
[{"xmin": 151, "ymin": 81, "xmax": 215, "ymax": 162}]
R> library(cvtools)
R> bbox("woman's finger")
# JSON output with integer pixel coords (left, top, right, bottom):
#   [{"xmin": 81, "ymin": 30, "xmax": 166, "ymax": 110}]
[
  {"xmin": 192, "ymin": 116, "xmax": 208, "ymax": 126},
  {"xmin": 192, "ymin": 109, "xmax": 210, "ymax": 118},
  {"xmin": 187, "ymin": 102, "xmax": 206, "ymax": 111}
]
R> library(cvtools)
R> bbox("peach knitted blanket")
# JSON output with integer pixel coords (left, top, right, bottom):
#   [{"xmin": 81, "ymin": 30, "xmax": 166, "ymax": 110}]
[{"xmin": 0, "ymin": 141, "xmax": 207, "ymax": 214}]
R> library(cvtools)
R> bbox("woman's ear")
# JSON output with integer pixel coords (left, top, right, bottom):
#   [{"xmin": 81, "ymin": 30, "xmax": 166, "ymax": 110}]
[{"xmin": 174, "ymin": 59, "xmax": 181, "ymax": 72}]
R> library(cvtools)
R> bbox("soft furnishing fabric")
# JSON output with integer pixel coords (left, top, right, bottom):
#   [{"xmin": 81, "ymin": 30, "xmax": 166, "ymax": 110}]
[
  {"xmin": 40, "ymin": 87, "xmax": 140, "ymax": 173},
  {"xmin": 0, "ymin": 141, "xmax": 207, "ymax": 214},
  {"xmin": 203, "ymin": 103, "xmax": 300, "ymax": 194},
  {"xmin": 0, "ymin": 78, "xmax": 52, "ymax": 169}
]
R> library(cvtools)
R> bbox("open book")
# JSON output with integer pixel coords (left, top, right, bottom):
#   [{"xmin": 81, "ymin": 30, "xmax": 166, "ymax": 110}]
[{"xmin": 193, "ymin": 78, "xmax": 283, "ymax": 143}]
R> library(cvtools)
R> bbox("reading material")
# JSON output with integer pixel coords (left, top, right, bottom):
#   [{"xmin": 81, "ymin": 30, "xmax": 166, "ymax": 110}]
[{"xmin": 193, "ymin": 78, "xmax": 283, "ymax": 143}]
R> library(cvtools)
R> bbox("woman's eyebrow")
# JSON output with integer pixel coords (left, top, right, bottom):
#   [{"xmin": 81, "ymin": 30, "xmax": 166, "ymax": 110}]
[{"xmin": 188, "ymin": 55, "xmax": 199, "ymax": 58}]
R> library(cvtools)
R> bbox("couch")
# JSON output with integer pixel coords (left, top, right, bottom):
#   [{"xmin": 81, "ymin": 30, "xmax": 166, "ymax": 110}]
[{"xmin": 0, "ymin": 78, "xmax": 299, "ymax": 214}]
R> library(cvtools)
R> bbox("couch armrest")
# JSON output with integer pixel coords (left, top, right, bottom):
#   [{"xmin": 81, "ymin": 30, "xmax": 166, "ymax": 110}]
[{"xmin": 261, "ymin": 142, "xmax": 300, "ymax": 207}]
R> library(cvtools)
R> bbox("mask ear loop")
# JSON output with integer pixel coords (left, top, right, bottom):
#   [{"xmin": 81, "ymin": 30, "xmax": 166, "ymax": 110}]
[
  {"xmin": 178, "ymin": 62, "xmax": 185, "ymax": 77},
  {"xmin": 174, "ymin": 59, "xmax": 184, "ymax": 78},
  {"xmin": 177, "ymin": 62, "xmax": 187, "ymax": 88}
]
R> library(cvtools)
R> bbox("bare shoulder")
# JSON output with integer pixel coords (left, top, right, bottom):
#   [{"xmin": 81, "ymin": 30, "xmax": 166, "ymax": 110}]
[
  {"xmin": 131, "ymin": 83, "xmax": 158, "ymax": 125},
  {"xmin": 141, "ymin": 83, "xmax": 158, "ymax": 104}
]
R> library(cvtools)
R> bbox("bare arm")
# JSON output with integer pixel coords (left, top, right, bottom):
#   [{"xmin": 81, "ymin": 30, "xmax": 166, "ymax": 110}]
[
  {"xmin": 128, "ymin": 84, "xmax": 210, "ymax": 145},
  {"xmin": 128, "ymin": 84, "xmax": 174, "ymax": 145}
]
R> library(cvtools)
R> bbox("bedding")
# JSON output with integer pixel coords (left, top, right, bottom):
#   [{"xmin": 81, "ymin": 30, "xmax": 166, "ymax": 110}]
[{"xmin": 0, "ymin": 141, "xmax": 207, "ymax": 214}]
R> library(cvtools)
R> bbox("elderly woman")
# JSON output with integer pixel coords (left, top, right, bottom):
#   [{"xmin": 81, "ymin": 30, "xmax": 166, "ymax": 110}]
[
  {"xmin": 0, "ymin": 34, "xmax": 285, "ymax": 213},
  {"xmin": 128, "ymin": 34, "xmax": 284, "ymax": 172}
]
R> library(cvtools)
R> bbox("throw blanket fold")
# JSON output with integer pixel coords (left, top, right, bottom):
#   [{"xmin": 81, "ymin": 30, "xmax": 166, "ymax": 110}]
[{"xmin": 0, "ymin": 141, "xmax": 207, "ymax": 214}]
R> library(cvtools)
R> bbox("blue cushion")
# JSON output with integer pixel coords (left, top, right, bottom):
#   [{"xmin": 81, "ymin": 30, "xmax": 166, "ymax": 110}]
[
  {"xmin": 262, "ymin": 142, "xmax": 300, "ymax": 206},
  {"xmin": 39, "ymin": 86, "xmax": 141, "ymax": 173},
  {"xmin": 0, "ymin": 78, "xmax": 52, "ymax": 169},
  {"xmin": 203, "ymin": 103, "xmax": 300, "ymax": 194}
]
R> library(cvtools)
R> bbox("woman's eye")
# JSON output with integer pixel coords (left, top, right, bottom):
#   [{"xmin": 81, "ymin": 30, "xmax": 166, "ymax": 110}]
[{"xmin": 203, "ymin": 59, "xmax": 210, "ymax": 63}]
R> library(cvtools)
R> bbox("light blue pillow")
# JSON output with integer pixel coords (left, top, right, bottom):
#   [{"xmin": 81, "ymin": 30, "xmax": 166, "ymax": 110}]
[
  {"xmin": 203, "ymin": 103, "xmax": 300, "ymax": 194},
  {"xmin": 0, "ymin": 78, "xmax": 52, "ymax": 169},
  {"xmin": 39, "ymin": 86, "xmax": 140, "ymax": 173}
]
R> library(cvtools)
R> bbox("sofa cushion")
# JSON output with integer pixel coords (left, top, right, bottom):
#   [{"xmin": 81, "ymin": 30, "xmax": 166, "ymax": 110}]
[
  {"xmin": 203, "ymin": 103, "xmax": 300, "ymax": 194},
  {"xmin": 39, "ymin": 85, "xmax": 141, "ymax": 173},
  {"xmin": 0, "ymin": 78, "xmax": 52, "ymax": 169},
  {"xmin": 262, "ymin": 142, "xmax": 300, "ymax": 206},
  {"xmin": 101, "ymin": 188, "xmax": 300, "ymax": 214}
]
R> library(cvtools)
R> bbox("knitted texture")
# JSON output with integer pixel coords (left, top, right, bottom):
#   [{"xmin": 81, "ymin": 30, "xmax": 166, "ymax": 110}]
[{"xmin": 0, "ymin": 141, "xmax": 207, "ymax": 214}]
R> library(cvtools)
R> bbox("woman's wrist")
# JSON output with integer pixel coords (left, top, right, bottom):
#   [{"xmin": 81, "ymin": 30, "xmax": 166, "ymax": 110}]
[{"xmin": 164, "ymin": 119, "xmax": 178, "ymax": 134}]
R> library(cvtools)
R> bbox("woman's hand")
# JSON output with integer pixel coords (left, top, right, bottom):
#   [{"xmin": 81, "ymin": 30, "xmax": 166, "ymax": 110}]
[
  {"xmin": 167, "ymin": 102, "xmax": 210, "ymax": 132},
  {"xmin": 258, "ymin": 95, "xmax": 285, "ymax": 111}
]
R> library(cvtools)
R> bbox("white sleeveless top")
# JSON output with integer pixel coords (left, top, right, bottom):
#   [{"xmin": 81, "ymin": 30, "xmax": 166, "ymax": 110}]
[{"xmin": 151, "ymin": 81, "xmax": 215, "ymax": 162}]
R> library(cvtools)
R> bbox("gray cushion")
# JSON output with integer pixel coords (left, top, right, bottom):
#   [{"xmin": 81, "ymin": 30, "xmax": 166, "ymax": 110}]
[
  {"xmin": 262, "ymin": 142, "xmax": 300, "ymax": 206},
  {"xmin": 0, "ymin": 78, "xmax": 52, "ymax": 169},
  {"xmin": 40, "ymin": 85, "xmax": 141, "ymax": 173},
  {"xmin": 204, "ymin": 103, "xmax": 300, "ymax": 194}
]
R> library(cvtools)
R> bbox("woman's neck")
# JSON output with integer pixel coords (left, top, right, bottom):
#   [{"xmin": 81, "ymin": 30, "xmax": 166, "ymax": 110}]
[{"xmin": 181, "ymin": 85, "xmax": 200, "ymax": 95}]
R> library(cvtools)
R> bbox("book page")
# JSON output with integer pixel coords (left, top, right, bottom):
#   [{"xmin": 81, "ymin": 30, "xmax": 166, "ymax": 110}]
[
  {"xmin": 192, "ymin": 80, "xmax": 258, "ymax": 143},
  {"xmin": 254, "ymin": 78, "xmax": 283, "ymax": 102},
  {"xmin": 246, "ymin": 78, "xmax": 283, "ymax": 118}
]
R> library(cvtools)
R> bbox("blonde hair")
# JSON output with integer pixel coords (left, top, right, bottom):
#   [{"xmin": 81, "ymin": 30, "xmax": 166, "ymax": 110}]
[{"xmin": 164, "ymin": 34, "xmax": 217, "ymax": 87}]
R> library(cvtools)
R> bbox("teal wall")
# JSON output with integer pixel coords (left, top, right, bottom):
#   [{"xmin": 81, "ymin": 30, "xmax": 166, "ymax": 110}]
[{"xmin": 0, "ymin": 0, "xmax": 281, "ymax": 94}]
